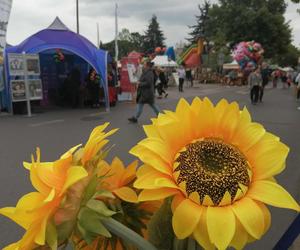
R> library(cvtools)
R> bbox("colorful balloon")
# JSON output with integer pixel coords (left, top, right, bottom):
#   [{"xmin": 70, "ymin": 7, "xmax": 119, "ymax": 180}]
[{"xmin": 233, "ymin": 41, "xmax": 264, "ymax": 73}]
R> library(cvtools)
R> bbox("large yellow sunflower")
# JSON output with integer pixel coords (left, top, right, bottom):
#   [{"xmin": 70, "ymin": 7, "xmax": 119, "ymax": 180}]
[{"xmin": 131, "ymin": 97, "xmax": 300, "ymax": 249}]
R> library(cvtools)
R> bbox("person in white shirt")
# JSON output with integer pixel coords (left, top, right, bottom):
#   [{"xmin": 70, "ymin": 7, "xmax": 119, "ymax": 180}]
[{"xmin": 177, "ymin": 65, "xmax": 186, "ymax": 92}]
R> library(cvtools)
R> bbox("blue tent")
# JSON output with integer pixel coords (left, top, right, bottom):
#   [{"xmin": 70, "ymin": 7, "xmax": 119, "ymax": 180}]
[{"xmin": 4, "ymin": 17, "xmax": 111, "ymax": 111}]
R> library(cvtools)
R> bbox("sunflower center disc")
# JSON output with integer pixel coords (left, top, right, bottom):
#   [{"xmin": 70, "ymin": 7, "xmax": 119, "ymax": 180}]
[{"xmin": 174, "ymin": 139, "xmax": 251, "ymax": 206}]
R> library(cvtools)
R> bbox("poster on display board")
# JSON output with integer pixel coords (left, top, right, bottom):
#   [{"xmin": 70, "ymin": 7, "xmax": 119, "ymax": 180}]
[
  {"xmin": 8, "ymin": 54, "xmax": 25, "ymax": 76},
  {"xmin": 127, "ymin": 63, "xmax": 140, "ymax": 83},
  {"xmin": 28, "ymin": 79, "xmax": 43, "ymax": 100},
  {"xmin": 26, "ymin": 54, "xmax": 41, "ymax": 75},
  {"xmin": 10, "ymin": 80, "xmax": 26, "ymax": 102},
  {"xmin": 8, "ymin": 53, "xmax": 41, "ymax": 76}
]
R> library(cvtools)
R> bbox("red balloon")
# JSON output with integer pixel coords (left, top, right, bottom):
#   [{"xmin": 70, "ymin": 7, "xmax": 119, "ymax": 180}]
[{"xmin": 155, "ymin": 47, "xmax": 162, "ymax": 53}]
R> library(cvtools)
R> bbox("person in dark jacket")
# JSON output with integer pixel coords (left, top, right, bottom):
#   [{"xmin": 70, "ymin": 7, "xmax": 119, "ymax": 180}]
[
  {"xmin": 86, "ymin": 68, "xmax": 100, "ymax": 108},
  {"xmin": 68, "ymin": 68, "xmax": 81, "ymax": 108},
  {"xmin": 259, "ymin": 64, "xmax": 270, "ymax": 102},
  {"xmin": 128, "ymin": 61, "xmax": 160, "ymax": 123},
  {"xmin": 157, "ymin": 68, "xmax": 168, "ymax": 98}
]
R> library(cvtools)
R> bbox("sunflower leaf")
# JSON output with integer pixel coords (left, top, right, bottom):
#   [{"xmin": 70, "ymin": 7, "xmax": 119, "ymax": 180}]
[
  {"xmin": 78, "ymin": 207, "xmax": 112, "ymax": 238},
  {"xmin": 81, "ymin": 175, "xmax": 98, "ymax": 205},
  {"xmin": 86, "ymin": 199, "xmax": 116, "ymax": 217},
  {"xmin": 77, "ymin": 222, "xmax": 97, "ymax": 245},
  {"xmin": 148, "ymin": 198, "xmax": 174, "ymax": 250},
  {"xmin": 93, "ymin": 189, "xmax": 115, "ymax": 199},
  {"xmin": 46, "ymin": 221, "xmax": 58, "ymax": 250}
]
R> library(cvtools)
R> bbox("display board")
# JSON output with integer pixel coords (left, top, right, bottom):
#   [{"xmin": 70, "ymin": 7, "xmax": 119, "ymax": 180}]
[{"xmin": 8, "ymin": 53, "xmax": 43, "ymax": 105}]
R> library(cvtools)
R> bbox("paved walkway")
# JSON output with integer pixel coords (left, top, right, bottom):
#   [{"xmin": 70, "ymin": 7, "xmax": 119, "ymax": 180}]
[{"xmin": 0, "ymin": 83, "xmax": 299, "ymax": 249}]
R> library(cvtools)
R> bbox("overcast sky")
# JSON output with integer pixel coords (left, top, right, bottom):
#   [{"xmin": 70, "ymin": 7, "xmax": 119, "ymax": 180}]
[{"xmin": 6, "ymin": 0, "xmax": 300, "ymax": 48}]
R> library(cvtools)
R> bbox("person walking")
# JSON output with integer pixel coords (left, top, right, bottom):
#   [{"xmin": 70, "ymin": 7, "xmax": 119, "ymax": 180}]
[
  {"xmin": 296, "ymin": 72, "xmax": 300, "ymax": 110},
  {"xmin": 272, "ymin": 69, "xmax": 280, "ymax": 88},
  {"xmin": 259, "ymin": 64, "xmax": 270, "ymax": 102},
  {"xmin": 248, "ymin": 67, "xmax": 262, "ymax": 105},
  {"xmin": 128, "ymin": 61, "xmax": 160, "ymax": 123},
  {"xmin": 185, "ymin": 67, "xmax": 193, "ymax": 87},
  {"xmin": 177, "ymin": 65, "xmax": 185, "ymax": 92},
  {"xmin": 157, "ymin": 68, "xmax": 168, "ymax": 98}
]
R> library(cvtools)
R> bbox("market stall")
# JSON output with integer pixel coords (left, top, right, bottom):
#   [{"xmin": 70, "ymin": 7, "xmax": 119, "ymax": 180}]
[
  {"xmin": 3, "ymin": 17, "xmax": 110, "ymax": 112},
  {"xmin": 151, "ymin": 55, "xmax": 177, "ymax": 67}
]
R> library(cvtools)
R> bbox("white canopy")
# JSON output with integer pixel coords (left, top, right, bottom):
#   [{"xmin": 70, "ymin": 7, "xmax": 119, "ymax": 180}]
[
  {"xmin": 223, "ymin": 60, "xmax": 239, "ymax": 70},
  {"xmin": 151, "ymin": 55, "xmax": 177, "ymax": 67}
]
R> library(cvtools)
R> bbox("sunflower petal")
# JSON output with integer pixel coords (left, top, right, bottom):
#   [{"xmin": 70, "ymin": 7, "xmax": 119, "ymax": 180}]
[
  {"xmin": 143, "ymin": 124, "xmax": 160, "ymax": 138},
  {"xmin": 231, "ymin": 197, "xmax": 265, "ymax": 239},
  {"xmin": 113, "ymin": 187, "xmax": 138, "ymax": 203},
  {"xmin": 60, "ymin": 166, "xmax": 88, "ymax": 195},
  {"xmin": 230, "ymin": 219, "xmax": 248, "ymax": 250},
  {"xmin": 232, "ymin": 123, "xmax": 265, "ymax": 152},
  {"xmin": 247, "ymin": 180, "xmax": 300, "ymax": 212},
  {"xmin": 256, "ymin": 202, "xmax": 271, "ymax": 234},
  {"xmin": 34, "ymin": 216, "xmax": 48, "ymax": 245},
  {"xmin": 172, "ymin": 199, "xmax": 202, "ymax": 239},
  {"xmin": 207, "ymin": 206, "xmax": 235, "ymax": 249},
  {"xmin": 138, "ymin": 188, "xmax": 179, "ymax": 201},
  {"xmin": 138, "ymin": 138, "xmax": 173, "ymax": 163},
  {"xmin": 130, "ymin": 145, "xmax": 172, "ymax": 176},
  {"xmin": 193, "ymin": 208, "xmax": 215, "ymax": 250},
  {"xmin": 171, "ymin": 194, "xmax": 185, "ymax": 212},
  {"xmin": 120, "ymin": 160, "xmax": 138, "ymax": 185},
  {"xmin": 251, "ymin": 142, "xmax": 289, "ymax": 180},
  {"xmin": 3, "ymin": 242, "xmax": 21, "ymax": 250}
]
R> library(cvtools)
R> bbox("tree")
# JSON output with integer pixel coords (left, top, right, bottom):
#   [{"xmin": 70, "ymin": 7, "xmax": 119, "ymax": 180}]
[
  {"xmin": 187, "ymin": 1, "xmax": 211, "ymax": 44},
  {"xmin": 277, "ymin": 44, "xmax": 300, "ymax": 66},
  {"xmin": 100, "ymin": 29, "xmax": 144, "ymax": 58},
  {"xmin": 206, "ymin": 0, "xmax": 292, "ymax": 60},
  {"xmin": 129, "ymin": 32, "xmax": 144, "ymax": 51},
  {"xmin": 118, "ymin": 28, "xmax": 132, "ymax": 41},
  {"xmin": 143, "ymin": 15, "xmax": 166, "ymax": 53}
]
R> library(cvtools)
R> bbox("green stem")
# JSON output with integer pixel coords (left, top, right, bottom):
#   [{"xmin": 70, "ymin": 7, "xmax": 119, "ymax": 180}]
[{"xmin": 102, "ymin": 217, "xmax": 157, "ymax": 250}]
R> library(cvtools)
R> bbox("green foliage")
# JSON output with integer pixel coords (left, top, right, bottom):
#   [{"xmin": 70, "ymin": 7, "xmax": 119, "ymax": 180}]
[
  {"xmin": 187, "ymin": 1, "xmax": 211, "ymax": 44},
  {"xmin": 206, "ymin": 0, "xmax": 293, "ymax": 62},
  {"xmin": 143, "ymin": 15, "xmax": 166, "ymax": 53},
  {"xmin": 147, "ymin": 199, "xmax": 174, "ymax": 250},
  {"xmin": 101, "ymin": 32, "xmax": 143, "ymax": 58},
  {"xmin": 276, "ymin": 44, "xmax": 300, "ymax": 66},
  {"xmin": 86, "ymin": 199, "xmax": 116, "ymax": 217},
  {"xmin": 77, "ymin": 207, "xmax": 112, "ymax": 244},
  {"xmin": 46, "ymin": 221, "xmax": 58, "ymax": 250}
]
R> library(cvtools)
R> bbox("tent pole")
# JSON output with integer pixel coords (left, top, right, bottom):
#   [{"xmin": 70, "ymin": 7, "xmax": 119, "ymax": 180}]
[
  {"xmin": 114, "ymin": 3, "xmax": 118, "ymax": 62},
  {"xmin": 76, "ymin": 0, "xmax": 79, "ymax": 34},
  {"xmin": 105, "ymin": 51, "xmax": 110, "ymax": 112},
  {"xmin": 97, "ymin": 22, "xmax": 100, "ymax": 48}
]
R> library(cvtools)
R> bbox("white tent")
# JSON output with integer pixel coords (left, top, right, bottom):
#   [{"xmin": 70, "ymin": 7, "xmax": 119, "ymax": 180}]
[
  {"xmin": 223, "ymin": 60, "xmax": 240, "ymax": 70},
  {"xmin": 151, "ymin": 55, "xmax": 177, "ymax": 67}
]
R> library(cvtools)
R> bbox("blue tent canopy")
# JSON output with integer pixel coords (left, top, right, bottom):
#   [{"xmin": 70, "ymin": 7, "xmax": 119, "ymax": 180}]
[{"xmin": 4, "ymin": 17, "xmax": 110, "ymax": 111}]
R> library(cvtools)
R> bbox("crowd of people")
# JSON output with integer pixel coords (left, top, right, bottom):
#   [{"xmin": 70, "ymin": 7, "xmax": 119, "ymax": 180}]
[
  {"xmin": 60, "ymin": 64, "xmax": 118, "ymax": 108},
  {"xmin": 247, "ymin": 63, "xmax": 300, "ymax": 108}
]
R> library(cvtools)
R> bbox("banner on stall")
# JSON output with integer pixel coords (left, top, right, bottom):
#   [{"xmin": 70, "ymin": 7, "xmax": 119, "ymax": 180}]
[
  {"xmin": 0, "ymin": 0, "xmax": 12, "ymax": 56},
  {"xmin": 0, "ymin": 0, "xmax": 13, "ymax": 91}
]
